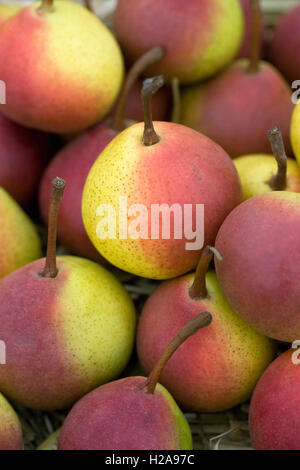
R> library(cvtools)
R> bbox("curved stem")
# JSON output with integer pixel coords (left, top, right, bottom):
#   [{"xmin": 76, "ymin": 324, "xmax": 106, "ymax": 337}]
[
  {"xmin": 40, "ymin": 177, "xmax": 66, "ymax": 279},
  {"xmin": 113, "ymin": 47, "xmax": 165, "ymax": 131},
  {"xmin": 267, "ymin": 127, "xmax": 287, "ymax": 191},
  {"xmin": 248, "ymin": 0, "xmax": 262, "ymax": 73},
  {"xmin": 189, "ymin": 246, "xmax": 222, "ymax": 300},
  {"xmin": 144, "ymin": 312, "xmax": 212, "ymax": 394},
  {"xmin": 142, "ymin": 75, "xmax": 164, "ymax": 146},
  {"xmin": 39, "ymin": 0, "xmax": 54, "ymax": 12},
  {"xmin": 171, "ymin": 77, "xmax": 180, "ymax": 124}
]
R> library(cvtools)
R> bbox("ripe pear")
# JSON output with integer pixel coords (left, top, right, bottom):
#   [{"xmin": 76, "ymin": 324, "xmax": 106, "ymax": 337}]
[
  {"xmin": 180, "ymin": 0, "xmax": 294, "ymax": 158},
  {"xmin": 215, "ymin": 191, "xmax": 300, "ymax": 343},
  {"xmin": 39, "ymin": 48, "xmax": 164, "ymax": 262},
  {"xmin": 137, "ymin": 247, "xmax": 275, "ymax": 412},
  {"xmin": 58, "ymin": 313, "xmax": 212, "ymax": 450},
  {"xmin": 0, "ymin": 178, "xmax": 136, "ymax": 410},
  {"xmin": 82, "ymin": 76, "xmax": 241, "ymax": 280},
  {"xmin": 0, "ymin": 3, "xmax": 21, "ymax": 24},
  {"xmin": 0, "ymin": 113, "xmax": 53, "ymax": 206},
  {"xmin": 0, "ymin": 0, "xmax": 124, "ymax": 133},
  {"xmin": 269, "ymin": 3, "xmax": 300, "ymax": 84},
  {"xmin": 290, "ymin": 102, "xmax": 300, "ymax": 166},
  {"xmin": 114, "ymin": 0, "xmax": 244, "ymax": 85},
  {"xmin": 234, "ymin": 127, "xmax": 300, "ymax": 200},
  {"xmin": 249, "ymin": 349, "xmax": 300, "ymax": 450},
  {"xmin": 0, "ymin": 393, "xmax": 23, "ymax": 450},
  {"xmin": 0, "ymin": 187, "xmax": 42, "ymax": 279}
]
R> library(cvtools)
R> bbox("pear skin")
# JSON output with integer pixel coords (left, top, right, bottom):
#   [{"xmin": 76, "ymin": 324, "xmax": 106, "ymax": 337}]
[
  {"xmin": 215, "ymin": 191, "xmax": 300, "ymax": 342},
  {"xmin": 114, "ymin": 0, "xmax": 243, "ymax": 84},
  {"xmin": 0, "ymin": 0, "xmax": 124, "ymax": 133},
  {"xmin": 0, "ymin": 393, "xmax": 23, "ymax": 450},
  {"xmin": 0, "ymin": 187, "xmax": 42, "ymax": 279}
]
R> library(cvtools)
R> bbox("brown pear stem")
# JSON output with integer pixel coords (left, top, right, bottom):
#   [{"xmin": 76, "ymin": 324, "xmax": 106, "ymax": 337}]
[
  {"xmin": 142, "ymin": 75, "xmax": 164, "ymax": 146},
  {"xmin": 171, "ymin": 77, "xmax": 180, "ymax": 124},
  {"xmin": 248, "ymin": 0, "xmax": 262, "ymax": 73},
  {"xmin": 113, "ymin": 47, "xmax": 164, "ymax": 131},
  {"xmin": 267, "ymin": 127, "xmax": 287, "ymax": 191},
  {"xmin": 144, "ymin": 312, "xmax": 212, "ymax": 394},
  {"xmin": 40, "ymin": 178, "xmax": 66, "ymax": 279},
  {"xmin": 39, "ymin": 0, "xmax": 54, "ymax": 12},
  {"xmin": 84, "ymin": 0, "xmax": 93, "ymax": 12}
]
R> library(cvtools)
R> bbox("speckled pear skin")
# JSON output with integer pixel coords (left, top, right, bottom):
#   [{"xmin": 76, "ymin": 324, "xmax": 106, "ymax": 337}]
[
  {"xmin": 180, "ymin": 60, "xmax": 294, "ymax": 158},
  {"xmin": 215, "ymin": 191, "xmax": 300, "ymax": 343},
  {"xmin": 234, "ymin": 154, "xmax": 300, "ymax": 200},
  {"xmin": 0, "ymin": 0, "xmax": 124, "ymax": 133},
  {"xmin": 0, "ymin": 187, "xmax": 42, "ymax": 279},
  {"xmin": 0, "ymin": 393, "xmax": 23, "ymax": 450},
  {"xmin": 114, "ymin": 0, "xmax": 243, "ymax": 84},
  {"xmin": 39, "ymin": 123, "xmax": 117, "ymax": 262},
  {"xmin": 137, "ymin": 272, "xmax": 275, "ymax": 413},
  {"xmin": 291, "ymin": 103, "xmax": 300, "ymax": 166},
  {"xmin": 0, "ymin": 255, "xmax": 136, "ymax": 410},
  {"xmin": 0, "ymin": 4, "xmax": 21, "ymax": 24},
  {"xmin": 58, "ymin": 377, "xmax": 193, "ymax": 450},
  {"xmin": 250, "ymin": 349, "xmax": 300, "ymax": 450},
  {"xmin": 82, "ymin": 122, "xmax": 242, "ymax": 280}
]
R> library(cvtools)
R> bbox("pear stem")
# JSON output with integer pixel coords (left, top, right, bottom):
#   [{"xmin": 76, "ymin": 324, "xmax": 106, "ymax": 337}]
[
  {"xmin": 113, "ymin": 47, "xmax": 164, "ymax": 131},
  {"xmin": 40, "ymin": 178, "xmax": 66, "ymax": 279},
  {"xmin": 142, "ymin": 75, "xmax": 164, "ymax": 146},
  {"xmin": 267, "ymin": 127, "xmax": 287, "ymax": 191},
  {"xmin": 189, "ymin": 246, "xmax": 220, "ymax": 300},
  {"xmin": 171, "ymin": 77, "xmax": 180, "ymax": 124},
  {"xmin": 39, "ymin": 0, "xmax": 54, "ymax": 12},
  {"xmin": 248, "ymin": 0, "xmax": 262, "ymax": 73},
  {"xmin": 144, "ymin": 312, "xmax": 212, "ymax": 394},
  {"xmin": 84, "ymin": 0, "xmax": 93, "ymax": 12}
]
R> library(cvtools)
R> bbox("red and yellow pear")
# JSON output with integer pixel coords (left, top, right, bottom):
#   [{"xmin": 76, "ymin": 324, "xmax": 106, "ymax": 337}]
[
  {"xmin": 137, "ymin": 247, "xmax": 275, "ymax": 412},
  {"xmin": 0, "ymin": 178, "xmax": 136, "ymax": 410},
  {"xmin": 0, "ymin": 0, "xmax": 124, "ymax": 133},
  {"xmin": 0, "ymin": 393, "xmax": 23, "ymax": 450}
]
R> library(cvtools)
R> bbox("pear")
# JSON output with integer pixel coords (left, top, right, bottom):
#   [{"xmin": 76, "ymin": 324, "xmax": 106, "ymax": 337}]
[
  {"xmin": 0, "ymin": 112, "xmax": 53, "ymax": 206},
  {"xmin": 215, "ymin": 191, "xmax": 300, "ymax": 343},
  {"xmin": 0, "ymin": 187, "xmax": 42, "ymax": 279},
  {"xmin": 290, "ymin": 101, "xmax": 300, "ymax": 166},
  {"xmin": 0, "ymin": 393, "xmax": 23, "ymax": 450},
  {"xmin": 0, "ymin": 178, "xmax": 136, "ymax": 410},
  {"xmin": 0, "ymin": 0, "xmax": 124, "ymax": 133},
  {"xmin": 180, "ymin": 0, "xmax": 294, "ymax": 158},
  {"xmin": 58, "ymin": 312, "xmax": 212, "ymax": 450},
  {"xmin": 114, "ymin": 0, "xmax": 244, "ymax": 84},
  {"xmin": 137, "ymin": 247, "xmax": 275, "ymax": 413},
  {"xmin": 39, "ymin": 48, "xmax": 164, "ymax": 262},
  {"xmin": 234, "ymin": 127, "xmax": 300, "ymax": 200},
  {"xmin": 250, "ymin": 349, "xmax": 300, "ymax": 450},
  {"xmin": 269, "ymin": 3, "xmax": 300, "ymax": 84},
  {"xmin": 82, "ymin": 76, "xmax": 241, "ymax": 280}
]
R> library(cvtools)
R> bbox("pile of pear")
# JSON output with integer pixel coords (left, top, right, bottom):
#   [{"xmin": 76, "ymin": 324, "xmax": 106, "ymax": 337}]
[{"xmin": 0, "ymin": 0, "xmax": 300, "ymax": 451}]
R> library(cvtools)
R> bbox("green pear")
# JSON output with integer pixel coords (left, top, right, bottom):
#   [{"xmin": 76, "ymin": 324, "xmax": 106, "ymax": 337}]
[{"xmin": 0, "ymin": 393, "xmax": 23, "ymax": 450}]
